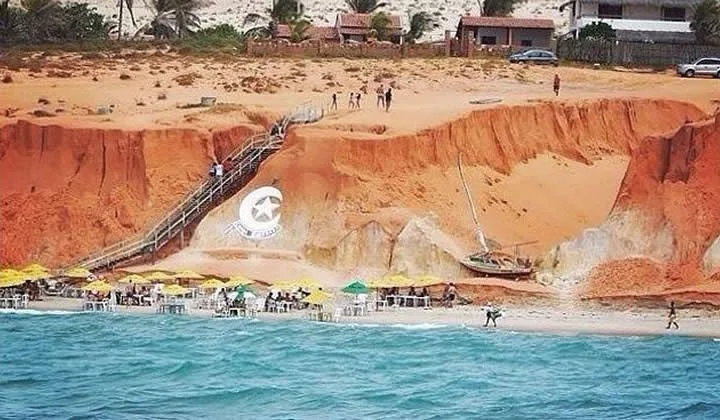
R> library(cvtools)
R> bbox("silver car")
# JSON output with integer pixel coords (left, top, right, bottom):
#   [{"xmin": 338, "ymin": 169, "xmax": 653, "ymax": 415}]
[
  {"xmin": 677, "ymin": 58, "xmax": 720, "ymax": 78},
  {"xmin": 508, "ymin": 49, "xmax": 559, "ymax": 66}
]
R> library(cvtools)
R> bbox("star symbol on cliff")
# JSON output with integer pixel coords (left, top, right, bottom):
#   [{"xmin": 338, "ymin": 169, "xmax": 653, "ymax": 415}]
[{"xmin": 252, "ymin": 197, "xmax": 280, "ymax": 221}]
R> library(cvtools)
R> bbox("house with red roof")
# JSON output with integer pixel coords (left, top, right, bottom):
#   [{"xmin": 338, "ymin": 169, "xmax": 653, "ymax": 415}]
[
  {"xmin": 274, "ymin": 24, "xmax": 341, "ymax": 43},
  {"xmin": 456, "ymin": 16, "xmax": 555, "ymax": 48},
  {"xmin": 335, "ymin": 13, "xmax": 404, "ymax": 44}
]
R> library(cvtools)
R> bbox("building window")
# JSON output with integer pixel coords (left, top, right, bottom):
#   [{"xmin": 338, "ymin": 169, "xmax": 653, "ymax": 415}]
[
  {"xmin": 598, "ymin": 4, "xmax": 623, "ymax": 19},
  {"xmin": 521, "ymin": 39, "xmax": 532, "ymax": 46},
  {"xmin": 480, "ymin": 36, "xmax": 497, "ymax": 45},
  {"xmin": 661, "ymin": 7, "xmax": 686, "ymax": 21}
]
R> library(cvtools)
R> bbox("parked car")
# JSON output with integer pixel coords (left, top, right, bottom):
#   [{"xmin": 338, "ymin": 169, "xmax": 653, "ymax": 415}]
[
  {"xmin": 508, "ymin": 50, "xmax": 559, "ymax": 66},
  {"xmin": 676, "ymin": 58, "xmax": 720, "ymax": 78}
]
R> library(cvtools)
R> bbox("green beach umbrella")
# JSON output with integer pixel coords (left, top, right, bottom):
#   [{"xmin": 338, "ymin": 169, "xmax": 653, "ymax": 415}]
[
  {"xmin": 234, "ymin": 284, "xmax": 255, "ymax": 294},
  {"xmin": 342, "ymin": 280, "xmax": 370, "ymax": 295}
]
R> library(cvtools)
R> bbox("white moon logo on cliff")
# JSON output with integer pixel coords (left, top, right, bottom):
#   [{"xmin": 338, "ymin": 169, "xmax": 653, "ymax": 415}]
[{"xmin": 224, "ymin": 186, "xmax": 283, "ymax": 240}]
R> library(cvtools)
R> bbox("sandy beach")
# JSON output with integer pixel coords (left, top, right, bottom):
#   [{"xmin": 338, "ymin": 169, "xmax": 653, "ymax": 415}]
[{"xmin": 22, "ymin": 297, "xmax": 720, "ymax": 339}]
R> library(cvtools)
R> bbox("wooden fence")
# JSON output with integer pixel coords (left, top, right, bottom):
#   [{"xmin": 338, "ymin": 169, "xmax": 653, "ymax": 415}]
[
  {"xmin": 247, "ymin": 40, "xmax": 449, "ymax": 59},
  {"xmin": 557, "ymin": 38, "xmax": 720, "ymax": 67}
]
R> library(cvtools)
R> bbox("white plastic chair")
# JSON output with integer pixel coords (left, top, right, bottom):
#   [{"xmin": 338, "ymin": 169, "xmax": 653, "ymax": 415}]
[{"xmin": 333, "ymin": 307, "xmax": 342, "ymax": 322}]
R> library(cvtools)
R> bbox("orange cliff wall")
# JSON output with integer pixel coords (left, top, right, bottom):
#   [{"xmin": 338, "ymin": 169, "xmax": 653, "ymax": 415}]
[
  {"xmin": 579, "ymin": 115, "xmax": 720, "ymax": 297},
  {"xmin": 191, "ymin": 98, "xmax": 704, "ymax": 277},
  {"xmin": 0, "ymin": 120, "xmax": 261, "ymax": 267}
]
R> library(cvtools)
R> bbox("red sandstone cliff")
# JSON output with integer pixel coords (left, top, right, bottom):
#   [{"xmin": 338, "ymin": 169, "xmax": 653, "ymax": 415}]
[
  {"xmin": 556, "ymin": 115, "xmax": 720, "ymax": 299},
  {"xmin": 0, "ymin": 120, "xmax": 261, "ymax": 266},
  {"xmin": 190, "ymin": 98, "xmax": 703, "ymax": 278}
]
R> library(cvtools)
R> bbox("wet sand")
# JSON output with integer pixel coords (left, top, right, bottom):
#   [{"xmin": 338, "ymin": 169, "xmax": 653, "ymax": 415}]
[{"xmin": 23, "ymin": 297, "xmax": 720, "ymax": 339}]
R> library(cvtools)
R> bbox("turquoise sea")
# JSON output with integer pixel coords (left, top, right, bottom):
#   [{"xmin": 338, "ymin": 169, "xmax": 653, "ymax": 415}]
[{"xmin": 1, "ymin": 310, "xmax": 719, "ymax": 420}]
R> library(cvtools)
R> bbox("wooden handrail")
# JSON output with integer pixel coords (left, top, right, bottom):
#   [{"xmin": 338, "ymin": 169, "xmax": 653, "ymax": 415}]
[{"xmin": 70, "ymin": 101, "xmax": 323, "ymax": 272}]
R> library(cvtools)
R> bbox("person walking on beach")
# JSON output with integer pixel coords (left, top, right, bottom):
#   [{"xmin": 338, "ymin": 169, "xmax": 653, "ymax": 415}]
[
  {"xmin": 553, "ymin": 74, "xmax": 561, "ymax": 96},
  {"xmin": 385, "ymin": 87, "xmax": 392, "ymax": 112},
  {"xmin": 349, "ymin": 92, "xmax": 355, "ymax": 109},
  {"xmin": 666, "ymin": 301, "xmax": 679, "ymax": 329},
  {"xmin": 356, "ymin": 92, "xmax": 362, "ymax": 109},
  {"xmin": 376, "ymin": 84, "xmax": 385, "ymax": 108},
  {"xmin": 483, "ymin": 302, "xmax": 501, "ymax": 327},
  {"xmin": 331, "ymin": 92, "xmax": 338, "ymax": 111}
]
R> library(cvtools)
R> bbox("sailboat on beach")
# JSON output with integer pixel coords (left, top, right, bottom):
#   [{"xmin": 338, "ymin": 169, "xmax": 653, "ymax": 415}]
[{"xmin": 456, "ymin": 153, "xmax": 535, "ymax": 279}]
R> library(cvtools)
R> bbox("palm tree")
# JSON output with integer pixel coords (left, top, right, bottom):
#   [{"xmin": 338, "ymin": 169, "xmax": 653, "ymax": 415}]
[
  {"xmin": 20, "ymin": 0, "xmax": 61, "ymax": 40},
  {"xmin": 173, "ymin": 0, "xmax": 201, "ymax": 38},
  {"xmin": 481, "ymin": 0, "xmax": 521, "ymax": 17},
  {"xmin": 345, "ymin": 0, "xmax": 387, "ymax": 13},
  {"xmin": 369, "ymin": 12, "xmax": 390, "ymax": 40},
  {"xmin": 243, "ymin": 0, "xmax": 304, "ymax": 39},
  {"xmin": 288, "ymin": 18, "xmax": 310, "ymax": 42},
  {"xmin": 117, "ymin": 0, "xmax": 136, "ymax": 40},
  {"xmin": 405, "ymin": 11, "xmax": 433, "ymax": 43},
  {"xmin": 136, "ymin": 0, "xmax": 201, "ymax": 39}
]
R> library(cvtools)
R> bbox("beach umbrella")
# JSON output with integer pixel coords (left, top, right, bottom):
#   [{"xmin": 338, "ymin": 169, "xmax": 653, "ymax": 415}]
[
  {"xmin": 0, "ymin": 269, "xmax": 22, "ymax": 277},
  {"xmin": 24, "ymin": 270, "xmax": 51, "ymax": 280},
  {"xmin": 199, "ymin": 279, "xmax": 227, "ymax": 289},
  {"xmin": 174, "ymin": 270, "xmax": 204, "ymax": 280},
  {"xmin": 161, "ymin": 284, "xmax": 188, "ymax": 296},
  {"xmin": 144, "ymin": 272, "xmax": 175, "ymax": 282},
  {"xmin": 243, "ymin": 291, "xmax": 256, "ymax": 299},
  {"xmin": 64, "ymin": 267, "xmax": 93, "ymax": 278},
  {"xmin": 342, "ymin": 280, "xmax": 370, "ymax": 295},
  {"xmin": 413, "ymin": 275, "xmax": 441, "ymax": 287},
  {"xmin": 225, "ymin": 276, "xmax": 254, "ymax": 288},
  {"xmin": 0, "ymin": 275, "xmax": 25, "ymax": 288},
  {"xmin": 118, "ymin": 274, "xmax": 150, "ymax": 284},
  {"xmin": 383, "ymin": 274, "xmax": 413, "ymax": 288},
  {"xmin": 366, "ymin": 278, "xmax": 389, "ymax": 289},
  {"xmin": 283, "ymin": 277, "xmax": 321, "ymax": 291},
  {"xmin": 22, "ymin": 263, "xmax": 50, "ymax": 273},
  {"xmin": 234, "ymin": 284, "xmax": 256, "ymax": 294},
  {"xmin": 271, "ymin": 280, "xmax": 295, "ymax": 291},
  {"xmin": 301, "ymin": 290, "xmax": 333, "ymax": 306},
  {"xmin": 81, "ymin": 280, "xmax": 114, "ymax": 293}
]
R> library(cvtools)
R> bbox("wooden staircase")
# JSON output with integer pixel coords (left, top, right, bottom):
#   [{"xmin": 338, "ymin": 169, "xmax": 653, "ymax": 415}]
[{"xmin": 73, "ymin": 101, "xmax": 323, "ymax": 272}]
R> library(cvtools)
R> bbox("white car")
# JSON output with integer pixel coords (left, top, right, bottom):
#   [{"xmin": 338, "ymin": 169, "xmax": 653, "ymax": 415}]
[{"xmin": 677, "ymin": 57, "xmax": 720, "ymax": 78}]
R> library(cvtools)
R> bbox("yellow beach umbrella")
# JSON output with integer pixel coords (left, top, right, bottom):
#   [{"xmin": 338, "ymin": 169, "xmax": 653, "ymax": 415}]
[
  {"xmin": 413, "ymin": 275, "xmax": 441, "ymax": 287},
  {"xmin": 384, "ymin": 274, "xmax": 413, "ymax": 288},
  {"xmin": 367, "ymin": 278, "xmax": 389, "ymax": 289},
  {"xmin": 292, "ymin": 278, "xmax": 321, "ymax": 290},
  {"xmin": 301, "ymin": 290, "xmax": 333, "ymax": 306},
  {"xmin": 174, "ymin": 270, "xmax": 205, "ymax": 280},
  {"xmin": 22, "ymin": 263, "xmax": 50, "ymax": 273},
  {"xmin": 22, "ymin": 269, "xmax": 51, "ymax": 280},
  {"xmin": 271, "ymin": 280, "xmax": 295, "ymax": 291},
  {"xmin": 81, "ymin": 280, "xmax": 114, "ymax": 293},
  {"xmin": 118, "ymin": 274, "xmax": 150, "ymax": 284},
  {"xmin": 0, "ymin": 269, "xmax": 22, "ymax": 277},
  {"xmin": 226, "ymin": 276, "xmax": 254, "ymax": 288},
  {"xmin": 0, "ymin": 275, "xmax": 26, "ymax": 288},
  {"xmin": 161, "ymin": 284, "xmax": 189, "ymax": 296},
  {"xmin": 64, "ymin": 267, "xmax": 93, "ymax": 278},
  {"xmin": 199, "ymin": 279, "xmax": 227, "ymax": 289},
  {"xmin": 144, "ymin": 272, "xmax": 175, "ymax": 282}
]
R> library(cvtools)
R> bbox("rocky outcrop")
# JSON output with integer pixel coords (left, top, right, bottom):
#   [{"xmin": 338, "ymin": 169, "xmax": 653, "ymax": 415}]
[{"xmin": 0, "ymin": 120, "xmax": 261, "ymax": 266}]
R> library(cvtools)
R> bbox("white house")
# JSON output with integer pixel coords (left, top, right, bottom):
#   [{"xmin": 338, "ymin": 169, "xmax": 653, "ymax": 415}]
[{"xmin": 560, "ymin": 0, "xmax": 702, "ymax": 43}]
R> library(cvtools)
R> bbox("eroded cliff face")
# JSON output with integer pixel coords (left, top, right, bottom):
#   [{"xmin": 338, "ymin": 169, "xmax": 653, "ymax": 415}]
[
  {"xmin": 0, "ymin": 120, "xmax": 261, "ymax": 266},
  {"xmin": 547, "ymin": 115, "xmax": 720, "ymax": 296},
  {"xmin": 191, "ymin": 99, "xmax": 703, "ymax": 278}
]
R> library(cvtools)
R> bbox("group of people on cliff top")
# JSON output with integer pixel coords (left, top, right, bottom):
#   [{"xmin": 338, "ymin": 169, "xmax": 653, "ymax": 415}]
[{"xmin": 330, "ymin": 85, "xmax": 393, "ymax": 113}]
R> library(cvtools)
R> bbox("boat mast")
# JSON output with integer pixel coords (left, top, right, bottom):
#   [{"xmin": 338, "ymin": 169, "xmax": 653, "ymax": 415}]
[{"xmin": 457, "ymin": 153, "xmax": 489, "ymax": 253}]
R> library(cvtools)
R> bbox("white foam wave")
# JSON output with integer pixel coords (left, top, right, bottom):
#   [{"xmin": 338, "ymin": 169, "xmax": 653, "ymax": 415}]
[
  {"xmin": 332, "ymin": 322, "xmax": 452, "ymax": 330},
  {"xmin": 0, "ymin": 308, "xmax": 80, "ymax": 316}
]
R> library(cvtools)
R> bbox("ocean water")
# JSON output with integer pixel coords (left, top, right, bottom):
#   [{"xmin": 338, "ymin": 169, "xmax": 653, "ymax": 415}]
[{"xmin": 1, "ymin": 311, "xmax": 719, "ymax": 420}]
